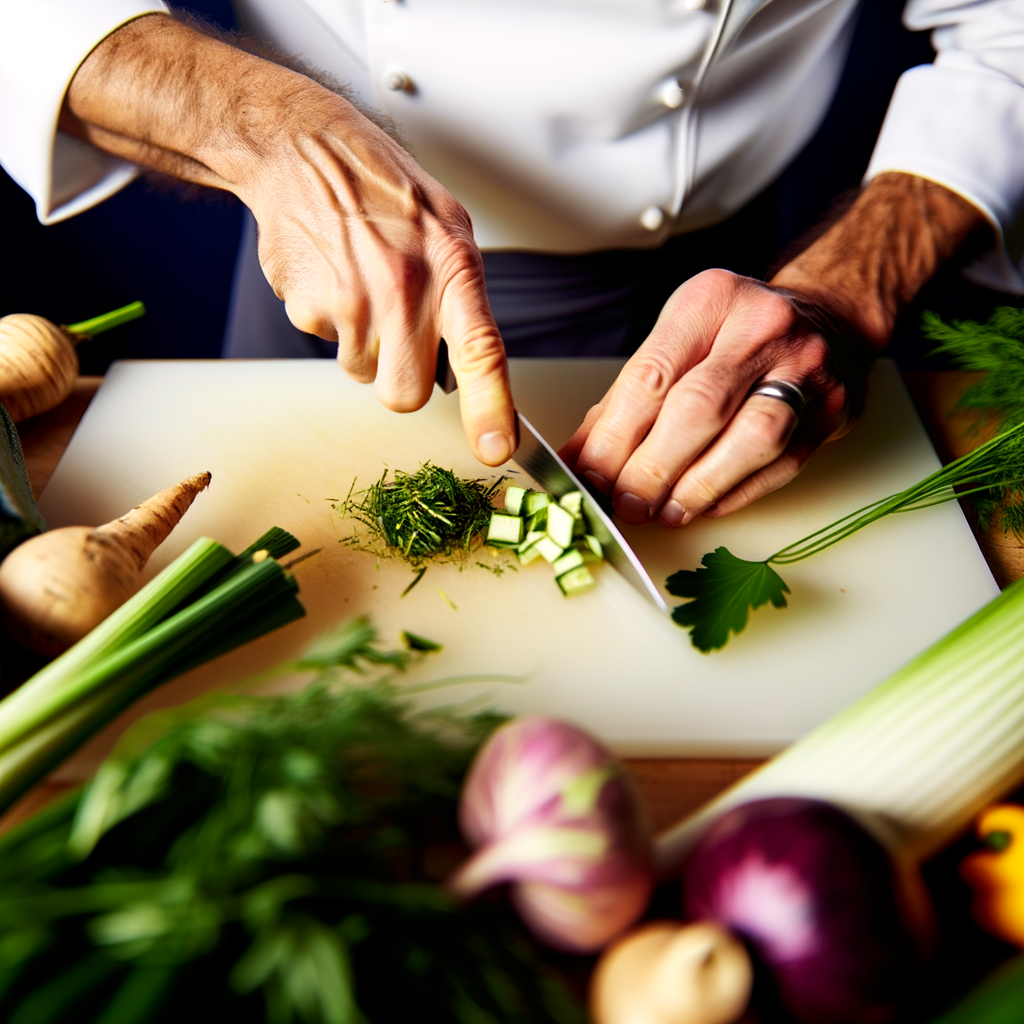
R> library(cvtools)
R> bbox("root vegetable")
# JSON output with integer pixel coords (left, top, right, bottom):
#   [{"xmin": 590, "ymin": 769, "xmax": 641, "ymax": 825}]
[
  {"xmin": 0, "ymin": 302, "xmax": 144, "ymax": 423},
  {"xmin": 590, "ymin": 922, "xmax": 753, "ymax": 1024},
  {"xmin": 0, "ymin": 470, "xmax": 211, "ymax": 656}
]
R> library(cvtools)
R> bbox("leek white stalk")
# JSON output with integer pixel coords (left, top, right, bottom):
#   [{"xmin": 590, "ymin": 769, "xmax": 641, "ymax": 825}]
[{"xmin": 658, "ymin": 576, "xmax": 1024, "ymax": 870}]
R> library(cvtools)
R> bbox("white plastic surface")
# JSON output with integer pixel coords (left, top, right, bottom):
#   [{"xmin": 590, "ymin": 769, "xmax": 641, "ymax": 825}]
[{"xmin": 36, "ymin": 358, "xmax": 998, "ymax": 776}]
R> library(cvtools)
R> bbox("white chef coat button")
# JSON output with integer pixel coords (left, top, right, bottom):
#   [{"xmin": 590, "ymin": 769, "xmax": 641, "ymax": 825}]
[
  {"xmin": 658, "ymin": 79, "xmax": 685, "ymax": 109},
  {"xmin": 640, "ymin": 206, "xmax": 665, "ymax": 231},
  {"xmin": 383, "ymin": 69, "xmax": 413, "ymax": 92}
]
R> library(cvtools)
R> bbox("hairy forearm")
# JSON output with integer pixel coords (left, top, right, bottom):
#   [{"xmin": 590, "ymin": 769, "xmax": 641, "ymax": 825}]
[
  {"xmin": 60, "ymin": 14, "xmax": 365, "ymax": 198},
  {"xmin": 770, "ymin": 172, "xmax": 991, "ymax": 349}
]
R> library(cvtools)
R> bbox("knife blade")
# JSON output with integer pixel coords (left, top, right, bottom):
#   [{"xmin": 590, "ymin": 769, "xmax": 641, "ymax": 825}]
[
  {"xmin": 434, "ymin": 341, "xmax": 668, "ymax": 612},
  {"xmin": 514, "ymin": 413, "xmax": 669, "ymax": 613}
]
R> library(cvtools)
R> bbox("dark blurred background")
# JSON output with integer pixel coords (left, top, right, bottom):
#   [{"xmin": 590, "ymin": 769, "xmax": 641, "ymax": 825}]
[{"xmin": 0, "ymin": 0, "xmax": 1013, "ymax": 373}]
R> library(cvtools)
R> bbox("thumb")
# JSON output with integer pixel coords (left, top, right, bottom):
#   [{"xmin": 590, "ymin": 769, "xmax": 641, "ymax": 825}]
[{"xmin": 440, "ymin": 269, "xmax": 517, "ymax": 467}]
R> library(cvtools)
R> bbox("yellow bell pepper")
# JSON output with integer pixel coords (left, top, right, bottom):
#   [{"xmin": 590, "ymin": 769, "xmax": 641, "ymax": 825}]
[{"xmin": 961, "ymin": 804, "xmax": 1024, "ymax": 947}]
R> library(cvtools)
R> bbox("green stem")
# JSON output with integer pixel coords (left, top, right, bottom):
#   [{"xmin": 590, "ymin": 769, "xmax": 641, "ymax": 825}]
[
  {"xmin": 0, "ymin": 562, "xmax": 304, "ymax": 816},
  {"xmin": 65, "ymin": 301, "xmax": 145, "ymax": 338},
  {"xmin": 2, "ymin": 538, "xmax": 232, "ymax": 713},
  {"xmin": 0, "ymin": 558, "xmax": 298, "ymax": 756},
  {"xmin": 767, "ymin": 420, "xmax": 1024, "ymax": 567}
]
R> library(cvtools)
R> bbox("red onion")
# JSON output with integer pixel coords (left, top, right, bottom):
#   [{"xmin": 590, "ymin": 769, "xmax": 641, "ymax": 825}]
[
  {"xmin": 449, "ymin": 716, "xmax": 654, "ymax": 952},
  {"xmin": 682, "ymin": 798, "xmax": 917, "ymax": 1024}
]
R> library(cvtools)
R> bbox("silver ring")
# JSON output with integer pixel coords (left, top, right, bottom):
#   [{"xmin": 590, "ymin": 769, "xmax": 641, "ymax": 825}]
[{"xmin": 747, "ymin": 379, "xmax": 807, "ymax": 417}]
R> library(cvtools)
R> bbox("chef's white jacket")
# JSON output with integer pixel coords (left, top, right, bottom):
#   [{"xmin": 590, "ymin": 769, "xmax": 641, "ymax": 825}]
[{"xmin": 3, "ymin": 0, "xmax": 1024, "ymax": 291}]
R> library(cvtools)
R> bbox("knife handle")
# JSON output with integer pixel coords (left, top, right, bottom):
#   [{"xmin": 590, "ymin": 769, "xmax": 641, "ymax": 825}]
[{"xmin": 434, "ymin": 339, "xmax": 458, "ymax": 394}]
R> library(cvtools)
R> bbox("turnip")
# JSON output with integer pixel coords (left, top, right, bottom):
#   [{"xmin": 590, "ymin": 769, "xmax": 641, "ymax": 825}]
[
  {"xmin": 0, "ymin": 302, "xmax": 144, "ymax": 423},
  {"xmin": 0, "ymin": 470, "xmax": 211, "ymax": 656}
]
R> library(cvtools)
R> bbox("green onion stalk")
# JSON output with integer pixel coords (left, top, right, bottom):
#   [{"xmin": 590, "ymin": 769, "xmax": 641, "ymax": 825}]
[{"xmin": 0, "ymin": 528, "xmax": 305, "ymax": 817}]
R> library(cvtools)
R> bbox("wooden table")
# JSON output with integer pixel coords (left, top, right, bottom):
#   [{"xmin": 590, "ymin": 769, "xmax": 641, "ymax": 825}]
[{"xmin": 8, "ymin": 371, "xmax": 1022, "ymax": 837}]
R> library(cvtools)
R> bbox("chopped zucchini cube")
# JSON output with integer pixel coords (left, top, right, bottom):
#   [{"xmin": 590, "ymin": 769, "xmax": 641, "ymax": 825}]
[
  {"xmin": 504, "ymin": 485, "xmax": 527, "ymax": 515},
  {"xmin": 533, "ymin": 535, "xmax": 565, "ymax": 563},
  {"xmin": 517, "ymin": 543, "xmax": 544, "ymax": 565},
  {"xmin": 552, "ymin": 549, "xmax": 585, "ymax": 576},
  {"xmin": 557, "ymin": 565, "xmax": 595, "ymax": 597},
  {"xmin": 526, "ymin": 507, "xmax": 548, "ymax": 533},
  {"xmin": 572, "ymin": 514, "xmax": 586, "ymax": 538},
  {"xmin": 559, "ymin": 491, "xmax": 584, "ymax": 516},
  {"xmin": 487, "ymin": 512, "xmax": 524, "ymax": 547},
  {"xmin": 580, "ymin": 534, "xmax": 603, "ymax": 561},
  {"xmin": 545, "ymin": 503, "xmax": 576, "ymax": 549},
  {"xmin": 517, "ymin": 529, "xmax": 546, "ymax": 553},
  {"xmin": 523, "ymin": 491, "xmax": 551, "ymax": 517}
]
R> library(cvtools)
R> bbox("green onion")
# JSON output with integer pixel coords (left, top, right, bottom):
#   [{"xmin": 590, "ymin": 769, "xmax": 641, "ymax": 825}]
[
  {"xmin": 659, "ymin": 574, "xmax": 1024, "ymax": 869},
  {"xmin": 0, "ymin": 532, "xmax": 305, "ymax": 818}
]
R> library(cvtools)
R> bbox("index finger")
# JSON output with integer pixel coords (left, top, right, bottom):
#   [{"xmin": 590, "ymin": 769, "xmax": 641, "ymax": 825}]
[
  {"xmin": 573, "ymin": 271, "xmax": 735, "ymax": 491},
  {"xmin": 439, "ymin": 262, "xmax": 517, "ymax": 467}
]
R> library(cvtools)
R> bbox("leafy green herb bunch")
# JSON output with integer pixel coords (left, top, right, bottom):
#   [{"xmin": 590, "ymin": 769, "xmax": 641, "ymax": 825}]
[
  {"xmin": 923, "ymin": 305, "xmax": 1024, "ymax": 534},
  {"xmin": 0, "ymin": 620, "xmax": 584, "ymax": 1024}
]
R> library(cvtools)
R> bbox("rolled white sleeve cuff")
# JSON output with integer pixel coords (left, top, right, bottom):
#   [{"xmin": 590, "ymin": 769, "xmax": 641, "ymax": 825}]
[
  {"xmin": 0, "ymin": 1, "xmax": 168, "ymax": 225},
  {"xmin": 865, "ymin": 63, "xmax": 1024, "ymax": 293}
]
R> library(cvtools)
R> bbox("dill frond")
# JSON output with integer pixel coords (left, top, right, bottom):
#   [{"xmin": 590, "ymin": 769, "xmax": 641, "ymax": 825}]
[{"xmin": 923, "ymin": 306, "xmax": 1024, "ymax": 537}]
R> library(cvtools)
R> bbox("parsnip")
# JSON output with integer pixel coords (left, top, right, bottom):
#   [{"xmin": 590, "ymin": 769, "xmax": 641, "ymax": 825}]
[
  {"xmin": 0, "ymin": 302, "xmax": 144, "ymax": 423},
  {"xmin": 0, "ymin": 315, "xmax": 79, "ymax": 423},
  {"xmin": 0, "ymin": 471, "xmax": 211, "ymax": 656}
]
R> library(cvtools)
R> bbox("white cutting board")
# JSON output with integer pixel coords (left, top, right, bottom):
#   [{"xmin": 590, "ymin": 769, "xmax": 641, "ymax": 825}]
[{"xmin": 37, "ymin": 358, "xmax": 996, "ymax": 777}]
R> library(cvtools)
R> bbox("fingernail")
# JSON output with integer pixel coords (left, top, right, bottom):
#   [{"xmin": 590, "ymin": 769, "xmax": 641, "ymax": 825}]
[
  {"xmin": 477, "ymin": 431, "xmax": 513, "ymax": 465},
  {"xmin": 614, "ymin": 491, "xmax": 651, "ymax": 524},
  {"xmin": 659, "ymin": 500, "xmax": 686, "ymax": 526},
  {"xmin": 583, "ymin": 469, "xmax": 611, "ymax": 494}
]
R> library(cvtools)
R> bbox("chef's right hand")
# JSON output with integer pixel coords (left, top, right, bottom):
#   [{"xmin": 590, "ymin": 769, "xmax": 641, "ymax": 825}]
[
  {"xmin": 240, "ymin": 87, "xmax": 516, "ymax": 466},
  {"xmin": 61, "ymin": 13, "xmax": 516, "ymax": 467}
]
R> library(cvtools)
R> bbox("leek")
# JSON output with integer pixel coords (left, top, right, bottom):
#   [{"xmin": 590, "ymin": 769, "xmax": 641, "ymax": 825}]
[
  {"xmin": 658, "ymin": 576, "xmax": 1024, "ymax": 869},
  {"xmin": 0, "ymin": 530, "xmax": 305, "ymax": 818}
]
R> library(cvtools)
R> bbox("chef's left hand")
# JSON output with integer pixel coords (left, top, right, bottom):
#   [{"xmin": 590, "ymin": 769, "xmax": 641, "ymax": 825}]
[
  {"xmin": 560, "ymin": 172, "xmax": 990, "ymax": 526},
  {"xmin": 559, "ymin": 270, "xmax": 859, "ymax": 526}
]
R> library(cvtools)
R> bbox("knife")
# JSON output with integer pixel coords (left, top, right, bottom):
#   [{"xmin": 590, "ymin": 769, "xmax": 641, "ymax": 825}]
[{"xmin": 435, "ymin": 341, "xmax": 669, "ymax": 613}]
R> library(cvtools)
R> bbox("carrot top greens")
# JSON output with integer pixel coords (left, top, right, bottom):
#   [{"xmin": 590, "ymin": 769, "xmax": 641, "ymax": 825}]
[{"xmin": 340, "ymin": 463, "xmax": 504, "ymax": 582}]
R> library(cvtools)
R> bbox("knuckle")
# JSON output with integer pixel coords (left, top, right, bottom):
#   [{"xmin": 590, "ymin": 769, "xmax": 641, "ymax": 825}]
[
  {"xmin": 374, "ymin": 358, "xmax": 432, "ymax": 412},
  {"xmin": 285, "ymin": 302, "xmax": 339, "ymax": 342},
  {"xmin": 452, "ymin": 324, "xmax": 506, "ymax": 379},
  {"xmin": 740, "ymin": 401, "xmax": 796, "ymax": 450},
  {"xmin": 671, "ymin": 371, "xmax": 731, "ymax": 424},
  {"xmin": 685, "ymin": 473, "xmax": 721, "ymax": 506},
  {"xmin": 625, "ymin": 350, "xmax": 681, "ymax": 400}
]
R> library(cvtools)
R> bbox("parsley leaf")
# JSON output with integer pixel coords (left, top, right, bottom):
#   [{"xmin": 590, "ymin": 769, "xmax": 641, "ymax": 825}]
[{"xmin": 666, "ymin": 547, "xmax": 790, "ymax": 652}]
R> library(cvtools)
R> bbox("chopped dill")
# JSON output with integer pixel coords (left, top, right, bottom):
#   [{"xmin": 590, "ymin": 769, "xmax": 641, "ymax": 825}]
[
  {"xmin": 340, "ymin": 463, "xmax": 505, "ymax": 571},
  {"xmin": 923, "ymin": 307, "xmax": 1024, "ymax": 535}
]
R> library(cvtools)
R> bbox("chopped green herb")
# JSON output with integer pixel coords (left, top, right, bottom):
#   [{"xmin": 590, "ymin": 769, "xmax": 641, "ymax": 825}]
[
  {"xmin": 671, "ymin": 421, "xmax": 1024, "ymax": 651},
  {"xmin": 340, "ymin": 463, "xmax": 504, "ymax": 574},
  {"xmin": 402, "ymin": 629, "xmax": 443, "ymax": 652}
]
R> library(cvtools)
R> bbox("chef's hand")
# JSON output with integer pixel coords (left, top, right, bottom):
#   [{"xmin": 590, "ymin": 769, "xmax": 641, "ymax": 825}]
[
  {"xmin": 561, "ymin": 173, "xmax": 990, "ymax": 525},
  {"xmin": 61, "ymin": 14, "xmax": 516, "ymax": 466}
]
